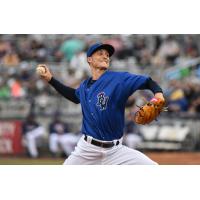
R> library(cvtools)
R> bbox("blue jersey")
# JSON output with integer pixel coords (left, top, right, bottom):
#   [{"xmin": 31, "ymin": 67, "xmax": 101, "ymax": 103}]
[{"xmin": 75, "ymin": 70, "xmax": 151, "ymax": 141}]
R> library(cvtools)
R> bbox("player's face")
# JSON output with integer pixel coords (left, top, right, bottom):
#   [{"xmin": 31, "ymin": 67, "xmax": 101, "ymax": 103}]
[{"xmin": 88, "ymin": 49, "xmax": 110, "ymax": 70}]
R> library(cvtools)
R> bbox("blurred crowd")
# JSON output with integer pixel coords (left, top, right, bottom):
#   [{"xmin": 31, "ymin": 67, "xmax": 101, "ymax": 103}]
[
  {"xmin": 1, "ymin": 34, "xmax": 199, "ymax": 67},
  {"xmin": 165, "ymin": 79, "xmax": 200, "ymax": 114},
  {"xmin": 1, "ymin": 34, "xmax": 200, "ymax": 116},
  {"xmin": 1, "ymin": 34, "xmax": 200, "ymax": 65}
]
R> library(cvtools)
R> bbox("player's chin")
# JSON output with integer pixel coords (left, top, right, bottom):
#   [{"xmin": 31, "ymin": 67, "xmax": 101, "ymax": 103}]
[
  {"xmin": 97, "ymin": 66, "xmax": 108, "ymax": 71},
  {"xmin": 98, "ymin": 63, "xmax": 109, "ymax": 70}
]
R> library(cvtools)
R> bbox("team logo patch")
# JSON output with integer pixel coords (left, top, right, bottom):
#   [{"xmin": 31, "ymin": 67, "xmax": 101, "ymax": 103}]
[{"xmin": 96, "ymin": 92, "xmax": 109, "ymax": 110}]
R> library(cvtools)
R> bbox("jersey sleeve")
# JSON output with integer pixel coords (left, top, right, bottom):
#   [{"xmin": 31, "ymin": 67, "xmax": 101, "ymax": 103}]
[
  {"xmin": 123, "ymin": 72, "xmax": 150, "ymax": 97},
  {"xmin": 75, "ymin": 79, "xmax": 87, "ymax": 101}
]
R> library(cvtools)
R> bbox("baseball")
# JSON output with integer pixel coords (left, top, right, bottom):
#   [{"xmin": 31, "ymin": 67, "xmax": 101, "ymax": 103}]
[{"xmin": 36, "ymin": 66, "xmax": 46, "ymax": 75}]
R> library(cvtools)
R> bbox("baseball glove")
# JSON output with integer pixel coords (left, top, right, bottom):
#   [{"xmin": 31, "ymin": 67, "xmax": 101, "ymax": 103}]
[{"xmin": 133, "ymin": 98, "xmax": 167, "ymax": 125}]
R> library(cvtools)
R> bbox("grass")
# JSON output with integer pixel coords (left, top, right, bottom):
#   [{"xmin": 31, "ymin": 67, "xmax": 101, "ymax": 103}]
[{"xmin": 0, "ymin": 157, "xmax": 64, "ymax": 165}]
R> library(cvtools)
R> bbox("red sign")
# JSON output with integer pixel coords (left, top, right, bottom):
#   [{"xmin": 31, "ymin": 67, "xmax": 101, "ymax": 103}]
[{"xmin": 0, "ymin": 121, "xmax": 24, "ymax": 154}]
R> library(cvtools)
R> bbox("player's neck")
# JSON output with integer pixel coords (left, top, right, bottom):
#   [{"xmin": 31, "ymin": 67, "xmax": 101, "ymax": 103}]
[{"xmin": 91, "ymin": 67, "xmax": 107, "ymax": 80}]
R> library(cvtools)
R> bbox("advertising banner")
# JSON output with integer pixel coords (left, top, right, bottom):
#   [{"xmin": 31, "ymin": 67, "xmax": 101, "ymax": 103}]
[{"xmin": 0, "ymin": 121, "xmax": 24, "ymax": 155}]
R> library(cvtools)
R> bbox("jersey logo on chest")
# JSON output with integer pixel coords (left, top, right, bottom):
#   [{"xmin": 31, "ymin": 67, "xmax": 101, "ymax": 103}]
[{"xmin": 96, "ymin": 92, "xmax": 109, "ymax": 111}]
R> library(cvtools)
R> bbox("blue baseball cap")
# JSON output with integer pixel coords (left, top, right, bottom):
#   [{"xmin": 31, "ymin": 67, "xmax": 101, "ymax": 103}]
[{"xmin": 87, "ymin": 43, "xmax": 115, "ymax": 57}]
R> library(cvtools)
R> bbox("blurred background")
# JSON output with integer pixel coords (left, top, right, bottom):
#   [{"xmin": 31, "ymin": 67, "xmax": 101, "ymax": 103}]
[{"xmin": 1, "ymin": 34, "xmax": 200, "ymax": 164}]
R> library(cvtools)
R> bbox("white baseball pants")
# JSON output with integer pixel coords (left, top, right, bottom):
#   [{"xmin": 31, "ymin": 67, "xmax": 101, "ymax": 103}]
[{"xmin": 63, "ymin": 136, "xmax": 157, "ymax": 165}]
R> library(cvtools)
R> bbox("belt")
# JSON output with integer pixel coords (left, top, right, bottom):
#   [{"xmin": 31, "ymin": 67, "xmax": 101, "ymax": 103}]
[{"xmin": 84, "ymin": 135, "xmax": 120, "ymax": 148}]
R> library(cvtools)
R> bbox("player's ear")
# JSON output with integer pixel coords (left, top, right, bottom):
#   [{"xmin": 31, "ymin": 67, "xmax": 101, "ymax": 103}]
[{"xmin": 87, "ymin": 57, "xmax": 92, "ymax": 64}]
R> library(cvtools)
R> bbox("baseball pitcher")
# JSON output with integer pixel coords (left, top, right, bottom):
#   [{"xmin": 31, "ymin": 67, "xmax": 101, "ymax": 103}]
[{"xmin": 36, "ymin": 42, "xmax": 166, "ymax": 165}]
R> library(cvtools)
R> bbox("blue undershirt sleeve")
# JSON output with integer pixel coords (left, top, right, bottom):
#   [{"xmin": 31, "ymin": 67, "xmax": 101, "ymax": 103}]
[{"xmin": 49, "ymin": 77, "xmax": 80, "ymax": 104}]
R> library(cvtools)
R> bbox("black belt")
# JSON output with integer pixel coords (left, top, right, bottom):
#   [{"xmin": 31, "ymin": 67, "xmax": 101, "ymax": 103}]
[{"xmin": 84, "ymin": 135, "xmax": 120, "ymax": 148}]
